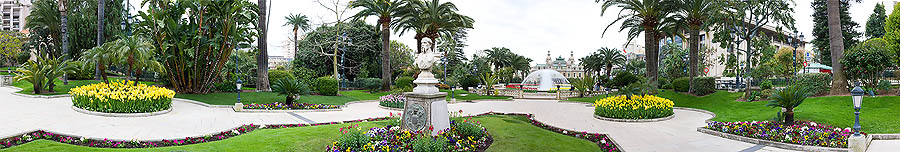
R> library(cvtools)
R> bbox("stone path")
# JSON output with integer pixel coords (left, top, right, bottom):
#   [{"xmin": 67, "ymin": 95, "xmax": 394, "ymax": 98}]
[{"xmin": 1, "ymin": 86, "xmax": 894, "ymax": 151}]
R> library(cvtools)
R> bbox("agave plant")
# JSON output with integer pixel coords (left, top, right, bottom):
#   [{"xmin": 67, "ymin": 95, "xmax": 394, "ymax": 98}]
[
  {"xmin": 271, "ymin": 78, "xmax": 310, "ymax": 105},
  {"xmin": 766, "ymin": 85, "xmax": 810, "ymax": 125},
  {"xmin": 15, "ymin": 60, "xmax": 48, "ymax": 94}
]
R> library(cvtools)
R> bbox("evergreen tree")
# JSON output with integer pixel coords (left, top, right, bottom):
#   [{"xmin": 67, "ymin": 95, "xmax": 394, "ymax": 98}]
[
  {"xmin": 811, "ymin": 0, "xmax": 860, "ymax": 66},
  {"xmin": 866, "ymin": 3, "xmax": 887, "ymax": 39}
]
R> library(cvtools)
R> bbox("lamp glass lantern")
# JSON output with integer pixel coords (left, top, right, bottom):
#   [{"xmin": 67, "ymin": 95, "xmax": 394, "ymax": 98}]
[
  {"xmin": 57, "ymin": 0, "xmax": 66, "ymax": 12},
  {"xmin": 850, "ymin": 82, "xmax": 864, "ymax": 136}
]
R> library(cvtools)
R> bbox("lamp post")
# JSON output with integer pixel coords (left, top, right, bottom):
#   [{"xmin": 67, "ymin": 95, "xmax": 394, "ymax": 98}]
[
  {"xmin": 58, "ymin": 0, "xmax": 69, "ymax": 85},
  {"xmin": 850, "ymin": 82, "xmax": 864, "ymax": 137}
]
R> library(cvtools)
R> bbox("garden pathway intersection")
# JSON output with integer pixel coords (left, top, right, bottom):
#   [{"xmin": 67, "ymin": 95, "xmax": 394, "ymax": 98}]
[{"xmin": 1, "ymin": 86, "xmax": 898, "ymax": 151}]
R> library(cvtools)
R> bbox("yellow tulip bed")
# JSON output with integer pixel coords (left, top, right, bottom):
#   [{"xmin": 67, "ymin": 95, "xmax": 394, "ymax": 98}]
[
  {"xmin": 593, "ymin": 95, "xmax": 674, "ymax": 119},
  {"xmin": 69, "ymin": 80, "xmax": 175, "ymax": 113}
]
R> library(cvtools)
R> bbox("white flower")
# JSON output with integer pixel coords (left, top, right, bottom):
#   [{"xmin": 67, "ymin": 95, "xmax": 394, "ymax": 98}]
[
  {"xmin": 810, "ymin": 122, "xmax": 817, "ymax": 126},
  {"xmin": 232, "ymin": 130, "xmax": 241, "ymax": 135},
  {"xmin": 601, "ymin": 140, "xmax": 607, "ymax": 144},
  {"xmin": 260, "ymin": 125, "xmax": 266, "ymax": 128},
  {"xmin": 801, "ymin": 126, "xmax": 809, "ymax": 131}
]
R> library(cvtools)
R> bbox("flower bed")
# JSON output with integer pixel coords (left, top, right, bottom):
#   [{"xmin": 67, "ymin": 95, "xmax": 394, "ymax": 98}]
[
  {"xmin": 705, "ymin": 121, "xmax": 864, "ymax": 148},
  {"xmin": 325, "ymin": 119, "xmax": 492, "ymax": 152},
  {"xmin": 593, "ymin": 95, "xmax": 674, "ymax": 119},
  {"xmin": 378, "ymin": 94, "xmax": 406, "ymax": 108},
  {"xmin": 242, "ymin": 102, "xmax": 339, "ymax": 110},
  {"xmin": 69, "ymin": 80, "xmax": 175, "ymax": 113},
  {"xmin": 0, "ymin": 125, "xmax": 258, "ymax": 149}
]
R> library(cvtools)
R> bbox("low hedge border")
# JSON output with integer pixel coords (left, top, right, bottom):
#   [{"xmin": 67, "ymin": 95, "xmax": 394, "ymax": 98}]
[
  {"xmin": 72, "ymin": 106, "xmax": 172, "ymax": 117},
  {"xmin": 0, "ymin": 112, "xmax": 623, "ymax": 151}
]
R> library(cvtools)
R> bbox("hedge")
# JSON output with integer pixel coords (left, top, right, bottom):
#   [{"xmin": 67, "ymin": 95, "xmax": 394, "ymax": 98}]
[
  {"xmin": 692, "ymin": 77, "xmax": 716, "ymax": 96},
  {"xmin": 314, "ymin": 77, "xmax": 339, "ymax": 96},
  {"xmin": 796, "ymin": 73, "xmax": 832, "ymax": 95},
  {"xmin": 673, "ymin": 77, "xmax": 689, "ymax": 92}
]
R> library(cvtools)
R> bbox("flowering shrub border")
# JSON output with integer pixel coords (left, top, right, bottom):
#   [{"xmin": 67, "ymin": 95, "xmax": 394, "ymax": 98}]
[
  {"xmin": 593, "ymin": 95, "xmax": 674, "ymax": 120},
  {"xmin": 242, "ymin": 102, "xmax": 340, "ymax": 110},
  {"xmin": 704, "ymin": 120, "xmax": 864, "ymax": 149},
  {"xmin": 324, "ymin": 120, "xmax": 493, "ymax": 152},
  {"xmin": 378, "ymin": 94, "xmax": 406, "ymax": 109},
  {"xmin": 0, "ymin": 112, "xmax": 621, "ymax": 151}
]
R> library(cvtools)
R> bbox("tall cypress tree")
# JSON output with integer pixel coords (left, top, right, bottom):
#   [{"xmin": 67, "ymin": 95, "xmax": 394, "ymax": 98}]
[
  {"xmin": 866, "ymin": 3, "xmax": 887, "ymax": 39},
  {"xmin": 811, "ymin": 0, "xmax": 860, "ymax": 66}
]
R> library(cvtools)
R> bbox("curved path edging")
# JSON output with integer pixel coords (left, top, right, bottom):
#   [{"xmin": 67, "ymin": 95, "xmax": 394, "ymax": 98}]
[
  {"xmin": 4, "ymin": 86, "xmax": 71, "ymax": 99},
  {"xmin": 593, "ymin": 113, "xmax": 675, "ymax": 123},
  {"xmin": 672, "ymin": 107, "xmax": 718, "ymax": 123},
  {"xmin": 697, "ymin": 127, "xmax": 848, "ymax": 152},
  {"xmin": 72, "ymin": 106, "xmax": 173, "ymax": 117}
]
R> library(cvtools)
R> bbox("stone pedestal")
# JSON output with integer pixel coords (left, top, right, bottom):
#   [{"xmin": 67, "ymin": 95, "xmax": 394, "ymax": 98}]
[
  {"xmin": 401, "ymin": 92, "xmax": 449, "ymax": 135},
  {"xmin": 848, "ymin": 135, "xmax": 872, "ymax": 152},
  {"xmin": 233, "ymin": 103, "xmax": 244, "ymax": 112}
]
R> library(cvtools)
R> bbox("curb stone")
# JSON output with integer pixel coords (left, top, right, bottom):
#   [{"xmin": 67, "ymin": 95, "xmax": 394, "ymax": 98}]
[
  {"xmin": 592, "ymin": 113, "xmax": 675, "ymax": 122},
  {"xmin": 697, "ymin": 127, "xmax": 849, "ymax": 152},
  {"xmin": 72, "ymin": 106, "xmax": 172, "ymax": 117}
]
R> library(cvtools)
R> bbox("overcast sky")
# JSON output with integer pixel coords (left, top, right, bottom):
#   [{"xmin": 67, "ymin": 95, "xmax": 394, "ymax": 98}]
[{"xmin": 127, "ymin": 0, "xmax": 899, "ymax": 65}]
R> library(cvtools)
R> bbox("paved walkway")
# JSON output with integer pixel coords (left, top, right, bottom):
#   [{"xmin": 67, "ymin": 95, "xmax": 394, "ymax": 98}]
[{"xmin": 1, "ymin": 86, "xmax": 897, "ymax": 151}]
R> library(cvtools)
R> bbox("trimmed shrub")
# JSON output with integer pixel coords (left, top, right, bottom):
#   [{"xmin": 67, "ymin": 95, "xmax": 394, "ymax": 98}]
[
  {"xmin": 292, "ymin": 67, "xmax": 318, "ymax": 83},
  {"xmin": 593, "ymin": 95, "xmax": 674, "ymax": 119},
  {"xmin": 877, "ymin": 80, "xmax": 892, "ymax": 92},
  {"xmin": 395, "ymin": 76, "xmax": 415, "ymax": 90},
  {"xmin": 70, "ymin": 80, "xmax": 175, "ymax": 113},
  {"xmin": 313, "ymin": 77, "xmax": 339, "ymax": 96},
  {"xmin": 796, "ymin": 73, "xmax": 832, "ymax": 95},
  {"xmin": 268, "ymin": 69, "xmax": 294, "ymax": 82},
  {"xmin": 358, "ymin": 78, "xmax": 382, "ymax": 92},
  {"xmin": 672, "ymin": 77, "xmax": 689, "ymax": 92},
  {"xmin": 760, "ymin": 80, "xmax": 773, "ymax": 90},
  {"xmin": 608, "ymin": 72, "xmax": 641, "ymax": 88},
  {"xmin": 692, "ymin": 77, "xmax": 716, "ymax": 96}
]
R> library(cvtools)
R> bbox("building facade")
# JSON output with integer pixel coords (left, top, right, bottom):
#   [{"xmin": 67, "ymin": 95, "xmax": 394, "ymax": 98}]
[
  {"xmin": 267, "ymin": 56, "xmax": 293, "ymax": 69},
  {"xmin": 531, "ymin": 51, "xmax": 586, "ymax": 78},
  {"xmin": 1, "ymin": 0, "xmax": 29, "ymax": 32}
]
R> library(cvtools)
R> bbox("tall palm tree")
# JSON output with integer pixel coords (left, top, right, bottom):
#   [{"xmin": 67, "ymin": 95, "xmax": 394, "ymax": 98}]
[
  {"xmin": 256, "ymin": 0, "xmax": 271, "ymax": 91},
  {"xmin": 826, "ymin": 0, "xmax": 848, "ymax": 95},
  {"xmin": 676, "ymin": 0, "xmax": 719, "ymax": 94},
  {"xmin": 394, "ymin": 1, "xmax": 427, "ymax": 53},
  {"xmin": 283, "ymin": 13, "xmax": 311, "ymax": 58},
  {"xmin": 351, "ymin": 0, "xmax": 406, "ymax": 91},
  {"xmin": 597, "ymin": 47, "xmax": 626, "ymax": 81},
  {"xmin": 485, "ymin": 47, "xmax": 512, "ymax": 71},
  {"xmin": 598, "ymin": 0, "xmax": 678, "ymax": 86},
  {"xmin": 95, "ymin": 0, "xmax": 106, "ymax": 81},
  {"xmin": 404, "ymin": 0, "xmax": 474, "ymax": 53},
  {"xmin": 509, "ymin": 55, "xmax": 532, "ymax": 79}
]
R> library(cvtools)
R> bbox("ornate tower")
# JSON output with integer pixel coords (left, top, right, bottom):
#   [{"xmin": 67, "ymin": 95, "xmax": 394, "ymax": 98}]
[
  {"xmin": 546, "ymin": 51, "xmax": 552, "ymax": 65},
  {"xmin": 568, "ymin": 51, "xmax": 575, "ymax": 66}
]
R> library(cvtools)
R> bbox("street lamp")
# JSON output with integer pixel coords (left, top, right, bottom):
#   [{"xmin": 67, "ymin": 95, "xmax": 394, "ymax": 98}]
[
  {"xmin": 850, "ymin": 81, "xmax": 864, "ymax": 137},
  {"xmin": 236, "ymin": 78, "xmax": 242, "ymax": 103},
  {"xmin": 58, "ymin": 0, "xmax": 69, "ymax": 85}
]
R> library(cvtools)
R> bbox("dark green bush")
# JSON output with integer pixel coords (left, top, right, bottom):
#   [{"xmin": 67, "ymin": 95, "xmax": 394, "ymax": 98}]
[
  {"xmin": 268, "ymin": 69, "xmax": 294, "ymax": 82},
  {"xmin": 460, "ymin": 75, "xmax": 479, "ymax": 91},
  {"xmin": 692, "ymin": 77, "xmax": 716, "ymax": 96},
  {"xmin": 395, "ymin": 76, "xmax": 415, "ymax": 90},
  {"xmin": 760, "ymin": 80, "xmax": 773, "ymax": 90},
  {"xmin": 453, "ymin": 121, "xmax": 486, "ymax": 139},
  {"xmin": 608, "ymin": 72, "xmax": 641, "ymax": 89},
  {"xmin": 314, "ymin": 77, "xmax": 339, "ymax": 96},
  {"xmin": 878, "ymin": 80, "xmax": 892, "ymax": 92},
  {"xmin": 795, "ymin": 73, "xmax": 832, "ymax": 95},
  {"xmin": 292, "ymin": 67, "xmax": 318, "ymax": 83},
  {"xmin": 358, "ymin": 78, "xmax": 382, "ymax": 92},
  {"xmin": 672, "ymin": 77, "xmax": 689, "ymax": 92},
  {"xmin": 411, "ymin": 137, "xmax": 449, "ymax": 152}
]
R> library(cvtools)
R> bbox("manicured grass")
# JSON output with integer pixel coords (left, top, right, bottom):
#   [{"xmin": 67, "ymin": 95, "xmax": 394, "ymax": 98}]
[
  {"xmin": 175, "ymin": 92, "xmax": 359, "ymax": 106},
  {"xmin": 568, "ymin": 90, "xmax": 900, "ymax": 133},
  {"xmin": 11, "ymin": 78, "xmax": 161, "ymax": 95},
  {"xmin": 1, "ymin": 115, "xmax": 601, "ymax": 152},
  {"xmin": 339, "ymin": 90, "xmax": 391, "ymax": 100},
  {"xmin": 452, "ymin": 93, "xmax": 512, "ymax": 101}
]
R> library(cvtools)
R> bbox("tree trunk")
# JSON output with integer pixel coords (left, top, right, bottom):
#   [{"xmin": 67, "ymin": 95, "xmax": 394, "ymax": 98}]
[
  {"xmin": 32, "ymin": 83, "xmax": 42, "ymax": 94},
  {"xmin": 784, "ymin": 109, "xmax": 795, "ymax": 125},
  {"xmin": 380, "ymin": 19, "xmax": 392, "ymax": 91},
  {"xmin": 256, "ymin": 0, "xmax": 271, "ymax": 91},
  {"xmin": 745, "ymin": 36, "xmax": 752, "ymax": 97},
  {"xmin": 293, "ymin": 27, "xmax": 298, "ymax": 58},
  {"xmin": 689, "ymin": 28, "xmax": 700, "ymax": 94},
  {"xmin": 46, "ymin": 79, "xmax": 55, "ymax": 93},
  {"xmin": 605, "ymin": 65, "xmax": 612, "ymax": 81},
  {"xmin": 415, "ymin": 35, "xmax": 423, "ymax": 54},
  {"xmin": 94, "ymin": 0, "xmax": 105, "ymax": 81},
  {"xmin": 826, "ymin": 0, "xmax": 848, "ymax": 95},
  {"xmin": 644, "ymin": 30, "xmax": 659, "ymax": 86},
  {"xmin": 285, "ymin": 96, "xmax": 294, "ymax": 106}
]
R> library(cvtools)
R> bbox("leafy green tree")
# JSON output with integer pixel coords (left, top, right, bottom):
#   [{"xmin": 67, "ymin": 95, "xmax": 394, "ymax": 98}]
[
  {"xmin": 0, "ymin": 31, "xmax": 25, "ymax": 67},
  {"xmin": 598, "ymin": 0, "xmax": 679, "ymax": 86},
  {"xmin": 389, "ymin": 40, "xmax": 415, "ymax": 77},
  {"xmin": 884, "ymin": 4, "xmax": 900, "ymax": 66},
  {"xmin": 767, "ymin": 85, "xmax": 810, "ymax": 125},
  {"xmin": 769, "ymin": 47, "xmax": 803, "ymax": 77},
  {"xmin": 137, "ymin": 0, "xmax": 259, "ymax": 94},
  {"xmin": 484, "ymin": 47, "xmax": 512, "ymax": 71},
  {"xmin": 866, "ymin": 3, "xmax": 887, "ymax": 39},
  {"xmin": 351, "ymin": 0, "xmax": 406, "ymax": 91},
  {"xmin": 293, "ymin": 21, "xmax": 382, "ymax": 80},
  {"xmin": 840, "ymin": 38, "xmax": 895, "ymax": 89},
  {"xmin": 811, "ymin": 0, "xmax": 860, "ymax": 66}
]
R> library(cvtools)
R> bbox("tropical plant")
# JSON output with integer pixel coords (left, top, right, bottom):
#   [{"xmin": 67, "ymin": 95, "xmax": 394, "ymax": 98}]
[
  {"xmin": 109, "ymin": 36, "xmax": 162, "ymax": 82},
  {"xmin": 571, "ymin": 74, "xmax": 596, "ymax": 97},
  {"xmin": 42, "ymin": 57, "xmax": 76, "ymax": 93},
  {"xmin": 272, "ymin": 78, "xmax": 310, "ymax": 105},
  {"xmin": 598, "ymin": 0, "xmax": 679, "ymax": 85},
  {"xmin": 136, "ymin": 0, "xmax": 258, "ymax": 94},
  {"xmin": 351, "ymin": 0, "xmax": 407, "ymax": 91},
  {"xmin": 80, "ymin": 42, "xmax": 117, "ymax": 83},
  {"xmin": 396, "ymin": 0, "xmax": 474, "ymax": 53},
  {"xmin": 484, "ymin": 47, "xmax": 512, "ymax": 71},
  {"xmin": 480, "ymin": 72, "xmax": 498, "ymax": 96},
  {"xmin": 766, "ymin": 85, "xmax": 810, "ymax": 126},
  {"xmin": 824, "ymin": 0, "xmax": 852, "ymax": 95},
  {"xmin": 15, "ymin": 60, "xmax": 49, "ymax": 94},
  {"xmin": 283, "ymin": 13, "xmax": 311, "ymax": 57},
  {"xmin": 675, "ymin": 0, "xmax": 719, "ymax": 93}
]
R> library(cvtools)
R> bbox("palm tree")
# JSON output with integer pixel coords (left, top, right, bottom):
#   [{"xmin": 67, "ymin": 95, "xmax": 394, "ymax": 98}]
[
  {"xmin": 598, "ymin": 0, "xmax": 678, "ymax": 86},
  {"xmin": 596, "ymin": 48, "xmax": 626, "ymax": 81},
  {"xmin": 272, "ymin": 78, "xmax": 310, "ymax": 105},
  {"xmin": 81, "ymin": 43, "xmax": 116, "ymax": 83},
  {"xmin": 95, "ymin": 0, "xmax": 106, "ymax": 81},
  {"xmin": 767, "ymin": 86, "xmax": 809, "ymax": 125},
  {"xmin": 676, "ymin": 0, "xmax": 719, "ymax": 94},
  {"xmin": 485, "ymin": 47, "xmax": 512, "ymax": 71},
  {"xmin": 351, "ymin": 0, "xmax": 406, "ymax": 91},
  {"xmin": 283, "ymin": 13, "xmax": 311, "ymax": 58},
  {"xmin": 403, "ymin": 0, "xmax": 474, "ymax": 53},
  {"xmin": 509, "ymin": 55, "xmax": 532, "ymax": 79},
  {"xmin": 24, "ymin": 0, "xmax": 61, "ymax": 57},
  {"xmin": 257, "ymin": 0, "xmax": 271, "ymax": 91},
  {"xmin": 825, "ymin": 0, "xmax": 848, "ymax": 95},
  {"xmin": 111, "ymin": 36, "xmax": 162, "ymax": 82},
  {"xmin": 394, "ymin": 1, "xmax": 428, "ymax": 53}
]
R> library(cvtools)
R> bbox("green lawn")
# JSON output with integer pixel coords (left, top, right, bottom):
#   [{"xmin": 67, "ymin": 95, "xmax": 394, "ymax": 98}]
[
  {"xmin": 11, "ymin": 78, "xmax": 161, "ymax": 95},
  {"xmin": 1, "ymin": 115, "xmax": 601, "ymax": 152},
  {"xmin": 175, "ymin": 92, "xmax": 359, "ymax": 106},
  {"xmin": 339, "ymin": 90, "xmax": 392, "ymax": 100},
  {"xmin": 570, "ymin": 90, "xmax": 900, "ymax": 133}
]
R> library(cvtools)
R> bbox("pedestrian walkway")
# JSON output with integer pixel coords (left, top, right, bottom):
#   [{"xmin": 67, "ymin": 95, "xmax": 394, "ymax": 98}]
[{"xmin": 1, "ymin": 87, "xmax": 891, "ymax": 151}]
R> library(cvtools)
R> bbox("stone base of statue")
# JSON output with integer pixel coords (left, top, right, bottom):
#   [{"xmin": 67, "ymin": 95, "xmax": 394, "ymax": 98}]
[
  {"xmin": 401, "ymin": 68, "xmax": 450, "ymax": 135},
  {"xmin": 848, "ymin": 135, "xmax": 872, "ymax": 152}
]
